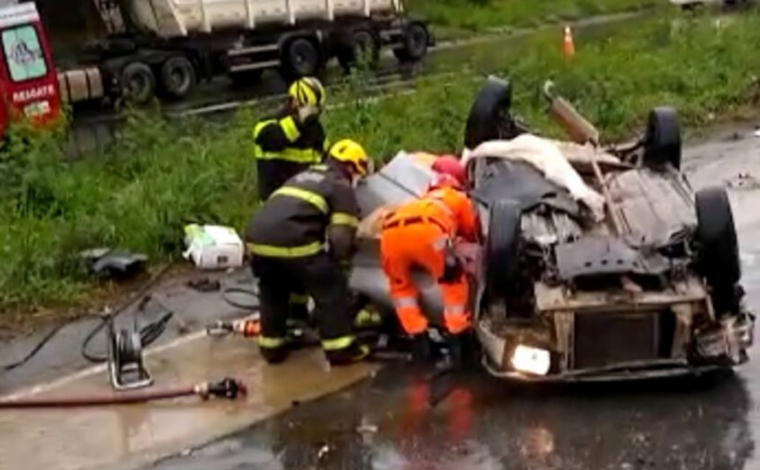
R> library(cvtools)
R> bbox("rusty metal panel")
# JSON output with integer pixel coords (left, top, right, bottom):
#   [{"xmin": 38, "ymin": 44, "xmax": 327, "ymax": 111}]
[{"xmin": 607, "ymin": 167, "xmax": 696, "ymax": 248}]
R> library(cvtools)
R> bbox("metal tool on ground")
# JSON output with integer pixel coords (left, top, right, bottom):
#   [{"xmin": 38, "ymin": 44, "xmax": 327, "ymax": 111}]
[
  {"xmin": 0, "ymin": 378, "xmax": 247, "ymax": 409},
  {"xmin": 206, "ymin": 317, "xmax": 262, "ymax": 338}
]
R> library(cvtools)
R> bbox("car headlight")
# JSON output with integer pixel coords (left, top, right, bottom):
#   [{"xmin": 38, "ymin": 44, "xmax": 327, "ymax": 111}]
[{"xmin": 511, "ymin": 345, "xmax": 551, "ymax": 376}]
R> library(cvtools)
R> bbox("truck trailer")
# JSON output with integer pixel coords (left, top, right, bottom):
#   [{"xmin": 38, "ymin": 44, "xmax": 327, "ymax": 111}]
[{"xmin": 56, "ymin": 0, "xmax": 433, "ymax": 105}]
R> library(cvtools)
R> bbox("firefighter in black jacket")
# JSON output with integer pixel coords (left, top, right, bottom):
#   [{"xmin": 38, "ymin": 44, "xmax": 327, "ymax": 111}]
[
  {"xmin": 245, "ymin": 139, "xmax": 372, "ymax": 366},
  {"xmin": 253, "ymin": 76, "xmax": 328, "ymax": 323},
  {"xmin": 253, "ymin": 76, "xmax": 329, "ymax": 200}
]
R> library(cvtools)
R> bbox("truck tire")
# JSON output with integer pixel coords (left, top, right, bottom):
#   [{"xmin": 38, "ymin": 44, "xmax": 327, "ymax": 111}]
[
  {"xmin": 486, "ymin": 199, "xmax": 522, "ymax": 298},
  {"xmin": 338, "ymin": 28, "xmax": 379, "ymax": 71},
  {"xmin": 160, "ymin": 56, "xmax": 197, "ymax": 100},
  {"xmin": 393, "ymin": 22, "xmax": 429, "ymax": 63},
  {"xmin": 282, "ymin": 37, "xmax": 322, "ymax": 78},
  {"xmin": 464, "ymin": 76, "xmax": 513, "ymax": 150},
  {"xmin": 695, "ymin": 186, "xmax": 742, "ymax": 315},
  {"xmin": 642, "ymin": 106, "xmax": 682, "ymax": 171},
  {"xmin": 121, "ymin": 61, "xmax": 155, "ymax": 105}
]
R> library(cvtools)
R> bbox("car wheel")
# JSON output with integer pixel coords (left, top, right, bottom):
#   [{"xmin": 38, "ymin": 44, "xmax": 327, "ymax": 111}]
[
  {"xmin": 338, "ymin": 28, "xmax": 380, "ymax": 70},
  {"xmin": 160, "ymin": 56, "xmax": 197, "ymax": 100},
  {"xmin": 695, "ymin": 186, "xmax": 741, "ymax": 315},
  {"xmin": 121, "ymin": 61, "xmax": 155, "ymax": 105},
  {"xmin": 282, "ymin": 37, "xmax": 322, "ymax": 78},
  {"xmin": 486, "ymin": 199, "xmax": 522, "ymax": 298},
  {"xmin": 643, "ymin": 106, "xmax": 682, "ymax": 170},
  {"xmin": 464, "ymin": 76, "xmax": 513, "ymax": 150},
  {"xmin": 393, "ymin": 21, "xmax": 429, "ymax": 63}
]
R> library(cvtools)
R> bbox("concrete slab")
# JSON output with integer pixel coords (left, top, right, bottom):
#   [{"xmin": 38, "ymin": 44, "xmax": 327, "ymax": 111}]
[{"xmin": 0, "ymin": 332, "xmax": 377, "ymax": 470}]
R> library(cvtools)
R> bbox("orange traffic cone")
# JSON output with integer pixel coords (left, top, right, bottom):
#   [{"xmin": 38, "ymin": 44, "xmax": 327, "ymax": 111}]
[{"xmin": 563, "ymin": 25, "xmax": 575, "ymax": 57}]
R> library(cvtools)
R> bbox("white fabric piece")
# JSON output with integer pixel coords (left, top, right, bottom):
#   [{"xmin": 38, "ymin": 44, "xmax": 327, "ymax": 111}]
[{"xmin": 463, "ymin": 135, "xmax": 606, "ymax": 221}]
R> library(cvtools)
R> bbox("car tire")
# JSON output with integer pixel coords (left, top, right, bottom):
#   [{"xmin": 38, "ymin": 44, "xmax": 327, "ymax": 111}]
[
  {"xmin": 282, "ymin": 37, "xmax": 322, "ymax": 79},
  {"xmin": 160, "ymin": 56, "xmax": 196, "ymax": 100},
  {"xmin": 121, "ymin": 61, "xmax": 155, "ymax": 105},
  {"xmin": 695, "ymin": 186, "xmax": 742, "ymax": 314},
  {"xmin": 486, "ymin": 199, "xmax": 522, "ymax": 298},
  {"xmin": 393, "ymin": 21, "xmax": 429, "ymax": 63},
  {"xmin": 643, "ymin": 106, "xmax": 682, "ymax": 170},
  {"xmin": 464, "ymin": 76, "xmax": 513, "ymax": 150},
  {"xmin": 338, "ymin": 28, "xmax": 380, "ymax": 70}
]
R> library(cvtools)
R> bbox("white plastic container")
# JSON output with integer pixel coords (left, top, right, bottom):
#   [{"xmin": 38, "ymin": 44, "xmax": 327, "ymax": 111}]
[{"xmin": 184, "ymin": 224, "xmax": 245, "ymax": 270}]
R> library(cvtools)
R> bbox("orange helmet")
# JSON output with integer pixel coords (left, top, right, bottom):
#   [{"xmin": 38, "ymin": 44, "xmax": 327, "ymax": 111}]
[
  {"xmin": 431, "ymin": 155, "xmax": 466, "ymax": 186},
  {"xmin": 429, "ymin": 173, "xmax": 463, "ymax": 191}
]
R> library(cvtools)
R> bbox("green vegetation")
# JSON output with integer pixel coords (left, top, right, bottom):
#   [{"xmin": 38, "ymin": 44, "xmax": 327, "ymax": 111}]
[
  {"xmin": 2, "ymin": 11, "xmax": 760, "ymax": 312},
  {"xmin": 409, "ymin": 0, "xmax": 660, "ymax": 38}
]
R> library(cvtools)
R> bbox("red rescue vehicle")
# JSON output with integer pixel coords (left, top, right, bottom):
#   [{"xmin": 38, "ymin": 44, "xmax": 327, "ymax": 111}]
[{"xmin": 0, "ymin": 2, "xmax": 61, "ymax": 138}]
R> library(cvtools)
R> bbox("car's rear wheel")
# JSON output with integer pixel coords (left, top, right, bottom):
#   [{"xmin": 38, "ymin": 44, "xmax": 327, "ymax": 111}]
[
  {"xmin": 464, "ymin": 76, "xmax": 515, "ymax": 151},
  {"xmin": 643, "ymin": 107, "xmax": 682, "ymax": 170},
  {"xmin": 485, "ymin": 199, "xmax": 522, "ymax": 300},
  {"xmin": 695, "ymin": 186, "xmax": 742, "ymax": 315}
]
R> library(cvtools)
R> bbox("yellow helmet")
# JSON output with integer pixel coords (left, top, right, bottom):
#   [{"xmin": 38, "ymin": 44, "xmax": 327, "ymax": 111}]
[
  {"xmin": 328, "ymin": 139, "xmax": 371, "ymax": 177},
  {"xmin": 288, "ymin": 77, "xmax": 326, "ymax": 108}
]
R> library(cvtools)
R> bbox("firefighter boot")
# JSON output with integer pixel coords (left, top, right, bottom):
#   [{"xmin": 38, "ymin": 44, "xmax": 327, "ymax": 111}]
[
  {"xmin": 259, "ymin": 344, "xmax": 290, "ymax": 365},
  {"xmin": 411, "ymin": 334, "xmax": 433, "ymax": 363},
  {"xmin": 324, "ymin": 341, "xmax": 372, "ymax": 366}
]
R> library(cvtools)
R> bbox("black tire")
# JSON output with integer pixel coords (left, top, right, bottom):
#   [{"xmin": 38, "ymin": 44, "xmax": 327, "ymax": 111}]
[
  {"xmin": 338, "ymin": 28, "xmax": 380, "ymax": 70},
  {"xmin": 464, "ymin": 76, "xmax": 513, "ymax": 150},
  {"xmin": 486, "ymin": 199, "xmax": 522, "ymax": 297},
  {"xmin": 393, "ymin": 22, "xmax": 429, "ymax": 63},
  {"xmin": 121, "ymin": 61, "xmax": 155, "ymax": 105},
  {"xmin": 643, "ymin": 106, "xmax": 682, "ymax": 170},
  {"xmin": 160, "ymin": 56, "xmax": 196, "ymax": 100},
  {"xmin": 282, "ymin": 37, "xmax": 322, "ymax": 78},
  {"xmin": 695, "ymin": 186, "xmax": 742, "ymax": 314},
  {"xmin": 229, "ymin": 69, "xmax": 263, "ymax": 88}
]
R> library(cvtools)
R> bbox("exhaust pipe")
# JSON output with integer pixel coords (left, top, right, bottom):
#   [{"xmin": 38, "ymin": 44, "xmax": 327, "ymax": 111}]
[{"xmin": 543, "ymin": 81, "xmax": 599, "ymax": 146}]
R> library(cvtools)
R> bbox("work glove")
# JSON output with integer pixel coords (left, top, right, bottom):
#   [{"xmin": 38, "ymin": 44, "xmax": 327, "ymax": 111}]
[{"xmin": 296, "ymin": 105, "xmax": 321, "ymax": 125}]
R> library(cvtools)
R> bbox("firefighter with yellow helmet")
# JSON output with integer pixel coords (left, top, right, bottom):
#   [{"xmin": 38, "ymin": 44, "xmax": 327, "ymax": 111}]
[
  {"xmin": 244, "ymin": 139, "xmax": 373, "ymax": 365},
  {"xmin": 252, "ymin": 76, "xmax": 328, "ymax": 324},
  {"xmin": 253, "ymin": 76, "xmax": 329, "ymax": 200}
]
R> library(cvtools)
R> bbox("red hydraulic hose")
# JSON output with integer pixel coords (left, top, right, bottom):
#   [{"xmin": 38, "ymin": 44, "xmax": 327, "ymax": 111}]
[{"xmin": 0, "ymin": 378, "xmax": 247, "ymax": 409}]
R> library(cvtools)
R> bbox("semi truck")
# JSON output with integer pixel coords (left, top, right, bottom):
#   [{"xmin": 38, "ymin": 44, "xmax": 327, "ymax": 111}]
[{"xmin": 57, "ymin": 0, "xmax": 433, "ymax": 105}]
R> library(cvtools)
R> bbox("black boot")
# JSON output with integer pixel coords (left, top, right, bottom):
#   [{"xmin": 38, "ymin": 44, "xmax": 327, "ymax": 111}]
[
  {"xmin": 325, "ymin": 341, "xmax": 371, "ymax": 366},
  {"xmin": 411, "ymin": 334, "xmax": 433, "ymax": 363},
  {"xmin": 259, "ymin": 345, "xmax": 289, "ymax": 365}
]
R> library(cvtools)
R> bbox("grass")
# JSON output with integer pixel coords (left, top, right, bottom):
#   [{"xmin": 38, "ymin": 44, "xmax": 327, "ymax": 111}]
[
  {"xmin": 409, "ymin": 0, "xmax": 661, "ymax": 38},
  {"xmin": 2, "ymin": 11, "xmax": 760, "ymax": 313}
]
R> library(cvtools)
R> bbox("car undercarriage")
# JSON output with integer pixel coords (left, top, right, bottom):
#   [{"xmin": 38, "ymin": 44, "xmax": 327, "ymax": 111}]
[{"xmin": 351, "ymin": 76, "xmax": 755, "ymax": 381}]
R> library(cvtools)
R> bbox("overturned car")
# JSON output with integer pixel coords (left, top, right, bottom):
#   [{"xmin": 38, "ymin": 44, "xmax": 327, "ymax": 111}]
[{"xmin": 351, "ymin": 76, "xmax": 754, "ymax": 381}]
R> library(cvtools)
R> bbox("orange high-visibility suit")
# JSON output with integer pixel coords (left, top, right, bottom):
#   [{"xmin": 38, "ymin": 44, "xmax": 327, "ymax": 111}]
[{"xmin": 379, "ymin": 185, "xmax": 479, "ymax": 336}]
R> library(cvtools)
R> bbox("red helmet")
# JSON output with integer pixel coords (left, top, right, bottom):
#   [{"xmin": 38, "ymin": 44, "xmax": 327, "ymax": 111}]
[
  {"xmin": 431, "ymin": 155, "xmax": 466, "ymax": 186},
  {"xmin": 429, "ymin": 173, "xmax": 462, "ymax": 191}
]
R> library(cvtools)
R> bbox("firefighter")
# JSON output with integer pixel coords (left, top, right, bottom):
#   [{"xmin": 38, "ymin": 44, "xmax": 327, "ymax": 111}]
[
  {"xmin": 252, "ymin": 76, "xmax": 328, "ymax": 323},
  {"xmin": 379, "ymin": 158, "xmax": 480, "ymax": 362},
  {"xmin": 245, "ymin": 139, "xmax": 372, "ymax": 366}
]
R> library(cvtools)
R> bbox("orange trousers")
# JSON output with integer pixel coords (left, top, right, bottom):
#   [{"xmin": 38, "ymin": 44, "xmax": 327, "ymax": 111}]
[{"xmin": 379, "ymin": 219, "xmax": 471, "ymax": 336}]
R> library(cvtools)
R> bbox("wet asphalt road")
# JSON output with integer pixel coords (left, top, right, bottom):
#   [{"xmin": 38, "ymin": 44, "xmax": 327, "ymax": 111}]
[{"xmin": 139, "ymin": 126, "xmax": 760, "ymax": 470}]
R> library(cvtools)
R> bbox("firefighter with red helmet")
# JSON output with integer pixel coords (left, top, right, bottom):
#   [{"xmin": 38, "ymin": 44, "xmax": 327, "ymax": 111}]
[{"xmin": 379, "ymin": 156, "xmax": 480, "ymax": 362}]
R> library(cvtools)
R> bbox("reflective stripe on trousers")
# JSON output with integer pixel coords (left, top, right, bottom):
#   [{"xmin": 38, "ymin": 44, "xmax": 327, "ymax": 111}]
[
  {"xmin": 247, "ymin": 241, "xmax": 325, "ymax": 258},
  {"xmin": 322, "ymin": 335, "xmax": 355, "ymax": 351},
  {"xmin": 259, "ymin": 336, "xmax": 286, "ymax": 349},
  {"xmin": 392, "ymin": 296, "xmax": 428, "ymax": 335}
]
